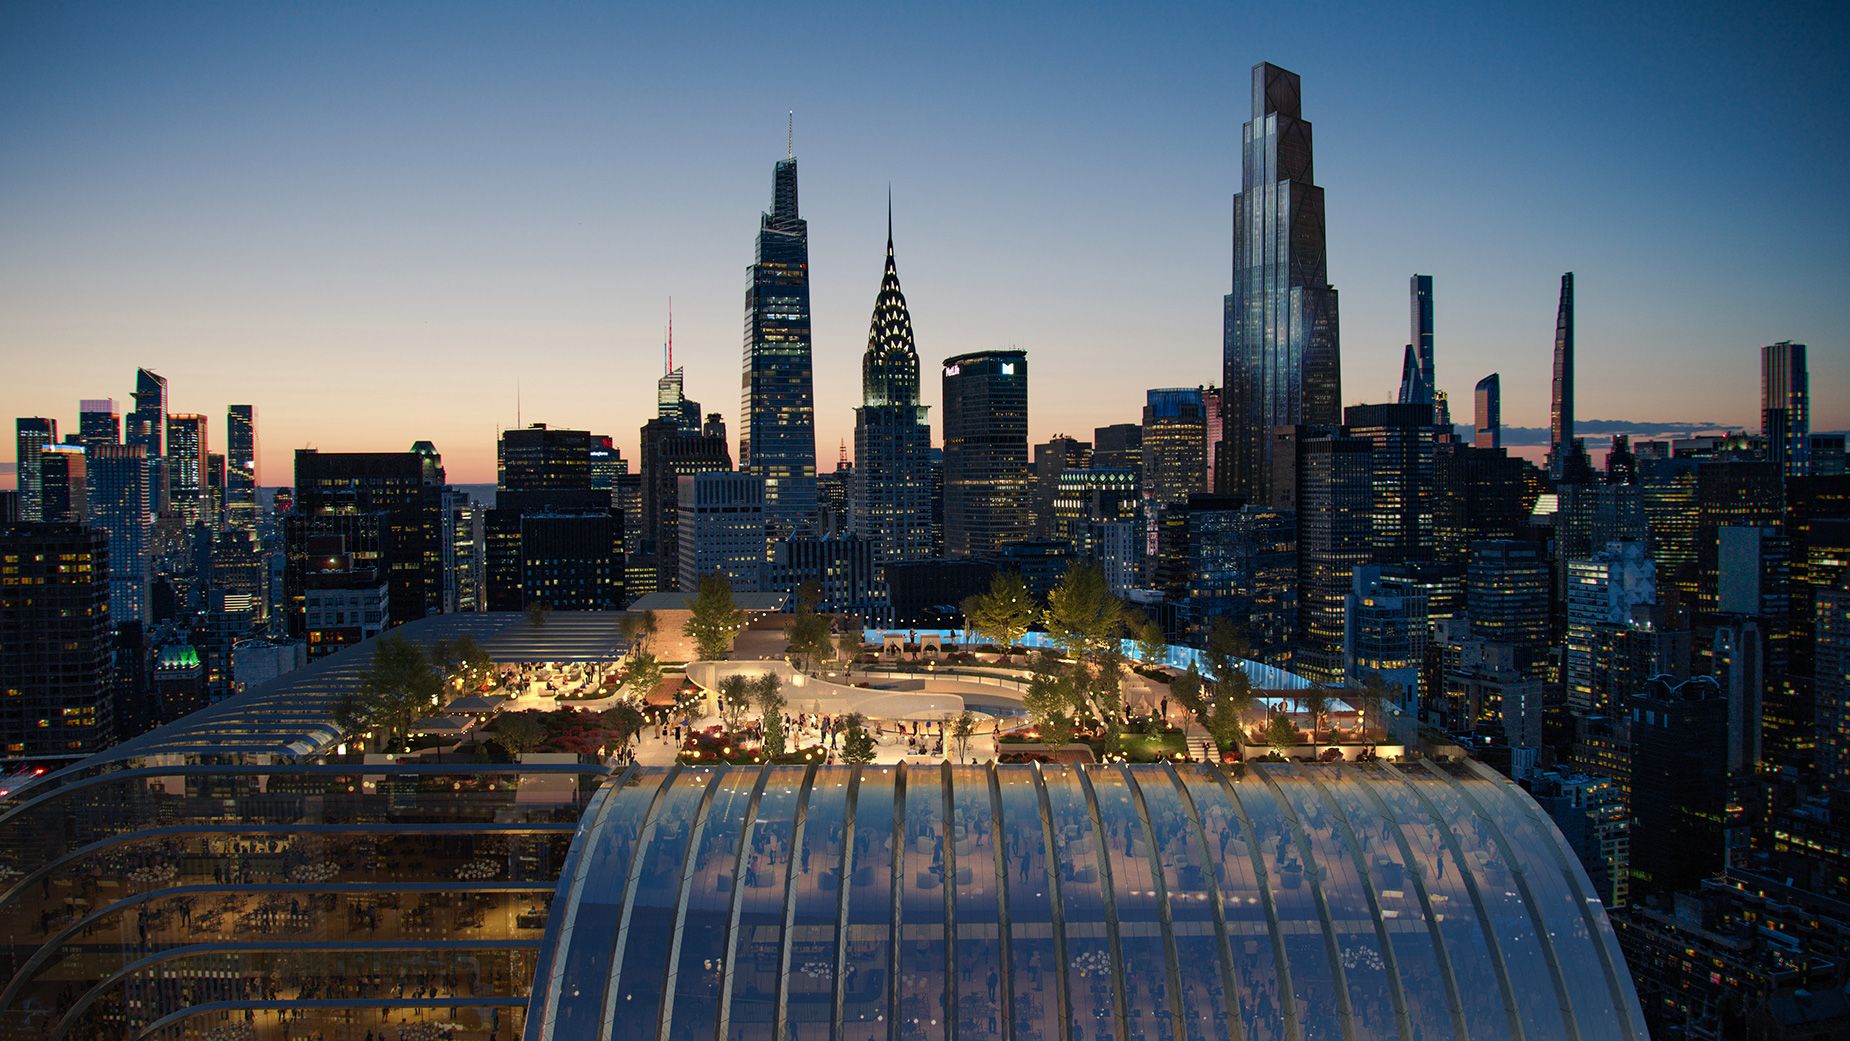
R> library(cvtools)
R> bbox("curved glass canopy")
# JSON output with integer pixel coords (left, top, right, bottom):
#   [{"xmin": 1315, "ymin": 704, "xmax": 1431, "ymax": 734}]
[{"xmin": 526, "ymin": 760, "xmax": 1648, "ymax": 1041}]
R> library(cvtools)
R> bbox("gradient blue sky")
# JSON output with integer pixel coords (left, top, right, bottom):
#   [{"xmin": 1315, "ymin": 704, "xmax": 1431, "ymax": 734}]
[{"xmin": 2, "ymin": 1, "xmax": 1845, "ymax": 484}]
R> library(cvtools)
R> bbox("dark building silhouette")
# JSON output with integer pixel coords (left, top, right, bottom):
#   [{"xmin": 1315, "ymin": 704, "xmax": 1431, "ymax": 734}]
[
  {"xmin": 1762, "ymin": 341, "xmax": 1810, "ymax": 477},
  {"xmin": 1223, "ymin": 62, "xmax": 1342, "ymax": 505},
  {"xmin": 1294, "ymin": 428, "xmax": 1372, "ymax": 682},
  {"xmin": 942, "ymin": 350, "xmax": 1029, "ymax": 558},
  {"xmin": 1549, "ymin": 273, "xmax": 1575, "ymax": 480},
  {"xmin": 639, "ymin": 415, "xmax": 732, "ymax": 590},
  {"xmin": 76, "ymin": 398, "xmax": 119, "ymax": 450},
  {"xmin": 1398, "ymin": 274, "xmax": 1436, "ymax": 407},
  {"xmin": 285, "ymin": 446, "xmax": 446, "ymax": 634},
  {"xmin": 1629, "ymin": 675, "xmax": 1739, "ymax": 895},
  {"xmin": 740, "ymin": 128, "xmax": 817, "ymax": 527},
  {"xmin": 1031, "ymin": 435, "xmax": 1092, "ymax": 539},
  {"xmin": 486, "ymin": 424, "xmax": 620, "ymax": 611},
  {"xmin": 13, "ymin": 417, "xmax": 55, "ymax": 522},
  {"xmin": 1474, "ymin": 373, "xmax": 1500, "ymax": 449},
  {"xmin": 0, "ymin": 524, "xmax": 114, "ymax": 759}
]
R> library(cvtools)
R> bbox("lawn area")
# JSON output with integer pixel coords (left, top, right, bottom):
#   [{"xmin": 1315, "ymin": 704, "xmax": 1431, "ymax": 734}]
[{"xmin": 1106, "ymin": 732, "xmax": 1190, "ymax": 763}]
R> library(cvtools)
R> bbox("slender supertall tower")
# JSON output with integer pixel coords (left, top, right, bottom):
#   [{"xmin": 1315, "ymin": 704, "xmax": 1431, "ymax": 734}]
[
  {"xmin": 226, "ymin": 405, "xmax": 258, "ymax": 529},
  {"xmin": 1398, "ymin": 274, "xmax": 1435, "ymax": 407},
  {"xmin": 850, "ymin": 198, "xmax": 933, "ymax": 565},
  {"xmin": 1762, "ymin": 341, "xmax": 1810, "ymax": 477},
  {"xmin": 1549, "ymin": 273, "xmax": 1575, "ymax": 479},
  {"xmin": 1474, "ymin": 373, "xmax": 1501, "ymax": 450},
  {"xmin": 741, "ymin": 115, "xmax": 818, "ymax": 528},
  {"xmin": 1222, "ymin": 62, "xmax": 1341, "ymax": 505}
]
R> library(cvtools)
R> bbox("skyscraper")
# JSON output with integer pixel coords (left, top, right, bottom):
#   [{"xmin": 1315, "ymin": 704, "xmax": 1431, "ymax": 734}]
[
  {"xmin": 0, "ymin": 524, "xmax": 114, "ymax": 759},
  {"xmin": 1761, "ymin": 341, "xmax": 1810, "ymax": 477},
  {"xmin": 1223, "ymin": 62, "xmax": 1341, "ymax": 505},
  {"xmin": 226, "ymin": 404, "xmax": 258, "ymax": 530},
  {"xmin": 1549, "ymin": 273, "xmax": 1575, "ymax": 480},
  {"xmin": 850, "ymin": 206, "xmax": 933, "ymax": 566},
  {"xmin": 77, "ymin": 399, "xmax": 120, "ymax": 449},
  {"xmin": 640, "ymin": 416, "xmax": 732, "ymax": 589},
  {"xmin": 942, "ymin": 350, "xmax": 1030, "ymax": 558},
  {"xmin": 14, "ymin": 417, "xmax": 56, "ymax": 521},
  {"xmin": 1295, "ymin": 429, "xmax": 1373, "ymax": 683},
  {"xmin": 89, "ymin": 443, "xmax": 151, "ymax": 624},
  {"xmin": 486, "ymin": 424, "xmax": 620, "ymax": 611},
  {"xmin": 166, "ymin": 412, "xmax": 209, "ymax": 524},
  {"xmin": 127, "ymin": 367, "xmax": 166, "ymax": 456},
  {"xmin": 286, "ymin": 447, "xmax": 447, "ymax": 633},
  {"xmin": 1398, "ymin": 274, "xmax": 1435, "ymax": 407},
  {"xmin": 37, "ymin": 444, "xmax": 87, "ymax": 523},
  {"xmin": 1474, "ymin": 373, "xmax": 1501, "ymax": 449},
  {"xmin": 740, "ymin": 125, "xmax": 817, "ymax": 526},
  {"xmin": 128, "ymin": 367, "xmax": 168, "ymax": 511},
  {"xmin": 1141, "ymin": 388, "xmax": 1208, "ymax": 567}
]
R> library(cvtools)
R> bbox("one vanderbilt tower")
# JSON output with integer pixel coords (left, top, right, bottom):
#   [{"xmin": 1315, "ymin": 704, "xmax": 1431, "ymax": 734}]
[{"xmin": 1220, "ymin": 62, "xmax": 1342, "ymax": 505}]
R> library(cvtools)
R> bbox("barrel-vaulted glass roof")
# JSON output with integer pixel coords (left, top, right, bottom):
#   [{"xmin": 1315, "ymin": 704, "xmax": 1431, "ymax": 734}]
[{"xmin": 526, "ymin": 760, "xmax": 1647, "ymax": 1041}]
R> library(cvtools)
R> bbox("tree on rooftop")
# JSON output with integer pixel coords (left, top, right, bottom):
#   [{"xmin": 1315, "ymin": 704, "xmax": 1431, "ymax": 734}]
[
  {"xmin": 684, "ymin": 572, "xmax": 745, "ymax": 661},
  {"xmin": 950, "ymin": 710, "xmax": 977, "ymax": 761},
  {"xmin": 961, "ymin": 570, "xmax": 1037, "ymax": 662},
  {"xmin": 357, "ymin": 634, "xmax": 443, "ymax": 744},
  {"xmin": 717, "ymin": 674, "xmax": 753, "ymax": 731},
  {"xmin": 839, "ymin": 712, "xmax": 877, "ymax": 765}
]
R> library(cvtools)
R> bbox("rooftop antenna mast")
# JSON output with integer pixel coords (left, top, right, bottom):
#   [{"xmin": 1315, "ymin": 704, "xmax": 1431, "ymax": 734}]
[
  {"xmin": 787, "ymin": 110, "xmax": 794, "ymax": 158},
  {"xmin": 668, "ymin": 297, "xmax": 674, "ymax": 373}
]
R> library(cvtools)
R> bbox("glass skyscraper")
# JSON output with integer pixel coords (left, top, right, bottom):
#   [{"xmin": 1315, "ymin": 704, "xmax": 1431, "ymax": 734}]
[
  {"xmin": 1222, "ymin": 62, "xmax": 1342, "ymax": 506},
  {"xmin": 942, "ymin": 350, "xmax": 1030, "ymax": 558},
  {"xmin": 850, "ymin": 205, "xmax": 933, "ymax": 566},
  {"xmin": 225, "ymin": 403, "xmax": 258, "ymax": 529},
  {"xmin": 741, "ymin": 135, "xmax": 818, "ymax": 527},
  {"xmin": 13, "ymin": 416, "xmax": 55, "ymax": 522},
  {"xmin": 1399, "ymin": 273, "xmax": 1436, "ymax": 407},
  {"xmin": 1474, "ymin": 372, "xmax": 1501, "ymax": 449}
]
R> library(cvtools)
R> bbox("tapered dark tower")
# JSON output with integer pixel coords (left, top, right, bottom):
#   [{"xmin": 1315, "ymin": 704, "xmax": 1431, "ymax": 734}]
[
  {"xmin": 1398, "ymin": 274, "xmax": 1435, "ymax": 406},
  {"xmin": 1549, "ymin": 273, "xmax": 1575, "ymax": 479},
  {"xmin": 741, "ymin": 119, "xmax": 818, "ymax": 527},
  {"xmin": 850, "ymin": 200, "xmax": 933, "ymax": 565},
  {"xmin": 1222, "ymin": 62, "xmax": 1341, "ymax": 505}
]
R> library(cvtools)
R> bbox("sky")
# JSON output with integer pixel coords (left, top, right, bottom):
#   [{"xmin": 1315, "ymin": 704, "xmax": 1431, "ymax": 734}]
[{"xmin": 1, "ymin": 1, "xmax": 1846, "ymax": 485}]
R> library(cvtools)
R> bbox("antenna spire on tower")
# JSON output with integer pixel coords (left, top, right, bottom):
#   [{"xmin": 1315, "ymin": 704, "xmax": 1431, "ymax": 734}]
[
  {"xmin": 667, "ymin": 297, "xmax": 674, "ymax": 373},
  {"xmin": 787, "ymin": 111, "xmax": 794, "ymax": 158}
]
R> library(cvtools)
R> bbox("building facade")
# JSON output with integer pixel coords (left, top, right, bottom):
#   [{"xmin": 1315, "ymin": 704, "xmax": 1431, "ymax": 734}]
[
  {"xmin": 850, "ymin": 213, "xmax": 933, "ymax": 567},
  {"xmin": 1223, "ymin": 62, "xmax": 1342, "ymax": 505},
  {"xmin": 740, "ymin": 139, "xmax": 818, "ymax": 527},
  {"xmin": 942, "ymin": 350, "xmax": 1030, "ymax": 558}
]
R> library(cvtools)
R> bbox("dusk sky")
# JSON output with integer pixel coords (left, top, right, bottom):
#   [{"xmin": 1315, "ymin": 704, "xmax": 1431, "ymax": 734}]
[{"xmin": 2, "ymin": 1, "xmax": 1845, "ymax": 485}]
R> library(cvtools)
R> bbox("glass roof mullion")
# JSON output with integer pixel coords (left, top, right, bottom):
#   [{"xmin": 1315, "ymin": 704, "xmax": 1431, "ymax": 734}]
[
  {"xmin": 886, "ymin": 762, "xmax": 907, "ymax": 1041},
  {"xmin": 653, "ymin": 768, "xmax": 726, "ymax": 1041},
  {"xmin": 771, "ymin": 764, "xmax": 821, "ymax": 1041},
  {"xmin": 1119, "ymin": 764, "xmax": 1189, "ymax": 1041},
  {"xmin": 599, "ymin": 765, "xmax": 684, "ymax": 1041},
  {"xmin": 985, "ymin": 763, "xmax": 1016, "ymax": 1041},
  {"xmin": 1417, "ymin": 761, "xmax": 1581, "ymax": 1041},
  {"xmin": 1029, "ymin": 764, "xmax": 1073, "ymax": 1041},
  {"xmin": 1254, "ymin": 765, "xmax": 1357, "ymax": 1041},
  {"xmin": 1160, "ymin": 762, "xmax": 1247, "ymax": 1041},
  {"xmin": 938, "ymin": 761, "xmax": 960, "ymax": 1041},
  {"xmin": 1207, "ymin": 764, "xmax": 1304, "ymax": 1041},
  {"xmin": 714, "ymin": 766, "xmax": 775, "ymax": 1041},
  {"xmin": 829, "ymin": 765, "xmax": 863, "ymax": 1041},
  {"xmin": 1072, "ymin": 765, "xmax": 1130, "ymax": 1041}
]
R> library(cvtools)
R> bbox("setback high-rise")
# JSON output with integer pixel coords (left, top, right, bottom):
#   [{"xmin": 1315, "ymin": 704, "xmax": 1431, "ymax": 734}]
[
  {"xmin": 286, "ymin": 447, "xmax": 447, "ymax": 633},
  {"xmin": 942, "ymin": 350, "xmax": 1030, "ymax": 558},
  {"xmin": 166, "ymin": 412, "xmax": 209, "ymax": 524},
  {"xmin": 77, "ymin": 399, "xmax": 119, "ymax": 449},
  {"xmin": 1223, "ymin": 62, "xmax": 1342, "ymax": 505},
  {"xmin": 740, "ymin": 132, "xmax": 818, "ymax": 527},
  {"xmin": 850, "ymin": 207, "xmax": 933, "ymax": 566},
  {"xmin": 128, "ymin": 367, "xmax": 168, "ymax": 511},
  {"xmin": 1398, "ymin": 274, "xmax": 1435, "ymax": 407},
  {"xmin": 1762, "ymin": 341, "xmax": 1810, "ymax": 477},
  {"xmin": 1474, "ymin": 373, "xmax": 1501, "ymax": 449},
  {"xmin": 226, "ymin": 405, "xmax": 258, "ymax": 530},
  {"xmin": 1549, "ymin": 273, "xmax": 1575, "ymax": 479},
  {"xmin": 14, "ymin": 417, "xmax": 56, "ymax": 521}
]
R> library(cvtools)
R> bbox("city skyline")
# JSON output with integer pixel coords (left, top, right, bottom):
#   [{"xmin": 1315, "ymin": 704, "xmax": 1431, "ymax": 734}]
[{"xmin": 3, "ymin": 2, "xmax": 1846, "ymax": 486}]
